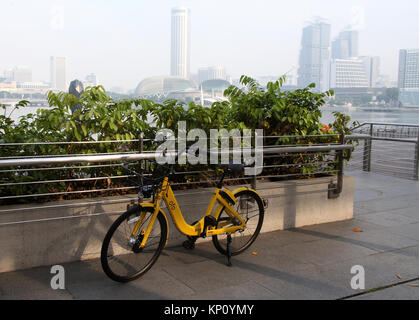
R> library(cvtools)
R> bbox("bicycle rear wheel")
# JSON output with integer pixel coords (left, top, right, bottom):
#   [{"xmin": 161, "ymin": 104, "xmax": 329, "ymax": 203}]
[
  {"xmin": 212, "ymin": 190, "xmax": 264, "ymax": 256},
  {"xmin": 101, "ymin": 206, "xmax": 167, "ymax": 283}
]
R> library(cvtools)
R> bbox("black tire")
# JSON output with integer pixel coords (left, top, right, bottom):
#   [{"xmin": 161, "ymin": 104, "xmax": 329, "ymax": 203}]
[
  {"xmin": 212, "ymin": 190, "xmax": 264, "ymax": 256},
  {"xmin": 101, "ymin": 206, "xmax": 167, "ymax": 283}
]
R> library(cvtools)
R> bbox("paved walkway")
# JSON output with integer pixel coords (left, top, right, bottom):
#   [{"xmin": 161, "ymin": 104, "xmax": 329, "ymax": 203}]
[{"xmin": 1, "ymin": 171, "xmax": 419, "ymax": 300}]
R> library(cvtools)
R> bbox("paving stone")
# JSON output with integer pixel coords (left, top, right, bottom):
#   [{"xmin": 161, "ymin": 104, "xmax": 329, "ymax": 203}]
[
  {"xmin": 349, "ymin": 284, "xmax": 419, "ymax": 300},
  {"xmin": 324, "ymin": 246, "xmax": 419, "ymax": 289},
  {"xmin": 269, "ymin": 238, "xmax": 379, "ymax": 267},
  {"xmin": 66, "ymin": 268, "xmax": 195, "ymax": 300},
  {"xmin": 357, "ymin": 211, "xmax": 419, "ymax": 228},
  {"xmin": 0, "ymin": 265, "xmax": 54, "ymax": 297},
  {"xmin": 296, "ymin": 219, "xmax": 384, "ymax": 239},
  {"xmin": 381, "ymin": 206, "xmax": 419, "ymax": 220},
  {"xmin": 312, "ymin": 253, "xmax": 418, "ymax": 294},
  {"xmin": 180, "ymin": 281, "xmax": 278, "ymax": 300},
  {"xmin": 163, "ymin": 244, "xmax": 219, "ymax": 265},
  {"xmin": 1, "ymin": 288, "xmax": 74, "ymax": 300},
  {"xmin": 353, "ymin": 188, "xmax": 384, "ymax": 202},
  {"xmin": 381, "ymin": 223, "xmax": 419, "ymax": 241},
  {"xmin": 354, "ymin": 197, "xmax": 419, "ymax": 216},
  {"xmin": 252, "ymin": 265, "xmax": 352, "ymax": 300},
  {"xmin": 253, "ymin": 228, "xmax": 325, "ymax": 247},
  {"xmin": 162, "ymin": 260, "xmax": 257, "ymax": 293},
  {"xmin": 296, "ymin": 227, "xmax": 419, "ymax": 253}
]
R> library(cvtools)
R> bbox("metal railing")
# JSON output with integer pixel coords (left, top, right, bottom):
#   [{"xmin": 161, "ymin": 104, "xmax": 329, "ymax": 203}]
[
  {"xmin": 347, "ymin": 123, "xmax": 419, "ymax": 180},
  {"xmin": 0, "ymin": 135, "xmax": 353, "ymax": 227}
]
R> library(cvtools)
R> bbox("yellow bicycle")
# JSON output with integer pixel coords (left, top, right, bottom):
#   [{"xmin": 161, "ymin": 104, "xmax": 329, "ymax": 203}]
[{"xmin": 101, "ymin": 157, "xmax": 265, "ymax": 283}]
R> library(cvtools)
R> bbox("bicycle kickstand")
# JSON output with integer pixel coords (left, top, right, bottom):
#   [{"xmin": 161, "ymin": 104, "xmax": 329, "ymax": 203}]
[{"xmin": 226, "ymin": 234, "xmax": 232, "ymax": 267}]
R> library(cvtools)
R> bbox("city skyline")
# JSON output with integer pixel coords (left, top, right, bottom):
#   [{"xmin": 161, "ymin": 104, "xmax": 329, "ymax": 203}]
[{"xmin": 1, "ymin": 0, "xmax": 418, "ymax": 91}]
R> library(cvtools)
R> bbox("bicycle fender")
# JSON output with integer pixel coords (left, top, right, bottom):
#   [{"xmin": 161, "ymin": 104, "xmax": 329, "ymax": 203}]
[
  {"xmin": 138, "ymin": 203, "xmax": 170, "ymax": 247},
  {"xmin": 231, "ymin": 187, "xmax": 264, "ymax": 204},
  {"xmin": 213, "ymin": 187, "xmax": 264, "ymax": 219}
]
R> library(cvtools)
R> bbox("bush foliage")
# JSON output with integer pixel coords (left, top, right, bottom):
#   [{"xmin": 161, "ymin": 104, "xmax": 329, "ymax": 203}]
[{"xmin": 0, "ymin": 76, "xmax": 357, "ymax": 203}]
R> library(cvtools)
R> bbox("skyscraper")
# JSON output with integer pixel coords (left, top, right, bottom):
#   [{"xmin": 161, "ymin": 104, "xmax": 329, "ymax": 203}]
[
  {"xmin": 198, "ymin": 66, "xmax": 226, "ymax": 84},
  {"xmin": 85, "ymin": 73, "xmax": 98, "ymax": 86},
  {"xmin": 398, "ymin": 48, "xmax": 419, "ymax": 107},
  {"xmin": 12, "ymin": 66, "xmax": 32, "ymax": 83},
  {"xmin": 360, "ymin": 56, "xmax": 380, "ymax": 87},
  {"xmin": 50, "ymin": 56, "xmax": 67, "ymax": 91},
  {"xmin": 3, "ymin": 68, "xmax": 13, "ymax": 82},
  {"xmin": 329, "ymin": 58, "xmax": 369, "ymax": 88},
  {"xmin": 398, "ymin": 48, "xmax": 419, "ymax": 88},
  {"xmin": 171, "ymin": 7, "xmax": 191, "ymax": 79},
  {"xmin": 332, "ymin": 30, "xmax": 359, "ymax": 60},
  {"xmin": 297, "ymin": 20, "xmax": 331, "ymax": 91}
]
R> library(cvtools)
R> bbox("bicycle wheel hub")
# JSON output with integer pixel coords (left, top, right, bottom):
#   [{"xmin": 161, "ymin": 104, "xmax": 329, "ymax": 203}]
[{"xmin": 132, "ymin": 234, "xmax": 144, "ymax": 253}]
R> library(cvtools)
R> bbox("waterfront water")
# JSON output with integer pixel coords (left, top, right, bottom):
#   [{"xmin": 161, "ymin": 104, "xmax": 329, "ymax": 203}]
[
  {"xmin": 4, "ymin": 105, "xmax": 53, "ymax": 123},
  {"xmin": 321, "ymin": 106, "xmax": 419, "ymax": 126},
  {"xmin": 5, "ymin": 105, "xmax": 419, "ymax": 126}
]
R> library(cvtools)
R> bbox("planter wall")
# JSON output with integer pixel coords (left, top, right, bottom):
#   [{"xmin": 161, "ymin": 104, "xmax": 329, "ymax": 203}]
[{"xmin": 0, "ymin": 176, "xmax": 354, "ymax": 273}]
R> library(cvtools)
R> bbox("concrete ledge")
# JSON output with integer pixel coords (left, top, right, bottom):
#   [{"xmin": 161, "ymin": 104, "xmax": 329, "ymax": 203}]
[{"xmin": 0, "ymin": 176, "xmax": 354, "ymax": 273}]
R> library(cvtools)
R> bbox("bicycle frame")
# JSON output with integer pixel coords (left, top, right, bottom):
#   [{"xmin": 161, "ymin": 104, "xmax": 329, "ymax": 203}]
[{"xmin": 133, "ymin": 176, "xmax": 249, "ymax": 249}]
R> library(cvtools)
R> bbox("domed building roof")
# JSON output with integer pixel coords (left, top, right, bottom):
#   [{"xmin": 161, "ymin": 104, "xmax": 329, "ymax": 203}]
[
  {"xmin": 201, "ymin": 79, "xmax": 231, "ymax": 91},
  {"xmin": 135, "ymin": 76, "xmax": 197, "ymax": 96}
]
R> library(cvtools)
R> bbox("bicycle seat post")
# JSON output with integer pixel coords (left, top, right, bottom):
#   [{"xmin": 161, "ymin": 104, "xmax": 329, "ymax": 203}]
[{"xmin": 217, "ymin": 169, "xmax": 226, "ymax": 189}]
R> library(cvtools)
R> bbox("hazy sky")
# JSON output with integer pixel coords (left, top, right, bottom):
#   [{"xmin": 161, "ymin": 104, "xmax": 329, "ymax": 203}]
[{"xmin": 1, "ymin": 0, "xmax": 418, "ymax": 91}]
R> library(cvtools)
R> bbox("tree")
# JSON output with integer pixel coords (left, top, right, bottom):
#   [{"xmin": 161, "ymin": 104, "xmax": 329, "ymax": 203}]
[{"xmin": 384, "ymin": 88, "xmax": 399, "ymax": 105}]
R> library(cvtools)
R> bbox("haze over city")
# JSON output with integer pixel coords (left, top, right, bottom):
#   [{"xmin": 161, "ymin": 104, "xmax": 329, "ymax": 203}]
[{"xmin": 1, "ymin": 0, "xmax": 418, "ymax": 91}]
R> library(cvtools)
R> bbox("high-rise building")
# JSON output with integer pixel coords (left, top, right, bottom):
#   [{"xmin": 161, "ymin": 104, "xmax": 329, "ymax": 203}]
[
  {"xmin": 198, "ymin": 66, "xmax": 226, "ymax": 84},
  {"xmin": 171, "ymin": 7, "xmax": 191, "ymax": 79},
  {"xmin": 398, "ymin": 48, "xmax": 419, "ymax": 107},
  {"xmin": 10, "ymin": 66, "xmax": 32, "ymax": 83},
  {"xmin": 198, "ymin": 68, "xmax": 209, "ymax": 84},
  {"xmin": 398, "ymin": 48, "xmax": 419, "ymax": 89},
  {"xmin": 360, "ymin": 56, "xmax": 380, "ymax": 87},
  {"xmin": 3, "ymin": 68, "xmax": 14, "ymax": 82},
  {"xmin": 329, "ymin": 58, "xmax": 369, "ymax": 88},
  {"xmin": 50, "ymin": 56, "xmax": 67, "ymax": 91},
  {"xmin": 332, "ymin": 30, "xmax": 359, "ymax": 60},
  {"xmin": 85, "ymin": 73, "xmax": 98, "ymax": 87},
  {"xmin": 297, "ymin": 20, "xmax": 331, "ymax": 91}
]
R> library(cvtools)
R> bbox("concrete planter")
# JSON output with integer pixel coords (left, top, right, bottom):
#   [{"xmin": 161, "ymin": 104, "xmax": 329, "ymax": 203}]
[{"xmin": 0, "ymin": 176, "xmax": 354, "ymax": 273}]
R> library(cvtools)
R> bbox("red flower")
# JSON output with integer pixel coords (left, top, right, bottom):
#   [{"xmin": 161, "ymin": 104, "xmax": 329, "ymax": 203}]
[{"xmin": 321, "ymin": 124, "xmax": 331, "ymax": 132}]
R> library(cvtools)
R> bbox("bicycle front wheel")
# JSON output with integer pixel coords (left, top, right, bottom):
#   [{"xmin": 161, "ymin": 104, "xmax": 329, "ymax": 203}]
[
  {"xmin": 212, "ymin": 190, "xmax": 264, "ymax": 256},
  {"xmin": 101, "ymin": 206, "xmax": 167, "ymax": 283}
]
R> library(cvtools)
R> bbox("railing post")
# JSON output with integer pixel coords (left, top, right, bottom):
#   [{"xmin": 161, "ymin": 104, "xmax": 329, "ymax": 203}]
[
  {"xmin": 251, "ymin": 131, "xmax": 258, "ymax": 190},
  {"xmin": 415, "ymin": 131, "xmax": 419, "ymax": 181},
  {"xmin": 363, "ymin": 137, "xmax": 372, "ymax": 172},
  {"xmin": 328, "ymin": 134, "xmax": 344, "ymax": 199},
  {"xmin": 251, "ymin": 176, "xmax": 257, "ymax": 190},
  {"xmin": 363, "ymin": 124, "xmax": 373, "ymax": 172},
  {"xmin": 139, "ymin": 135, "xmax": 144, "ymax": 186}
]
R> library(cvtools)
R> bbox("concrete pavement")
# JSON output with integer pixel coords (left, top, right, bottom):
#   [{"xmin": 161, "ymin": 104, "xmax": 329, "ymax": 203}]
[{"xmin": 1, "ymin": 171, "xmax": 419, "ymax": 300}]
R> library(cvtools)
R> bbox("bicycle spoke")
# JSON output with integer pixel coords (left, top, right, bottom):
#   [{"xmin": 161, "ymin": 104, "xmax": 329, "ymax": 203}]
[
  {"xmin": 213, "ymin": 190, "xmax": 264, "ymax": 257},
  {"xmin": 101, "ymin": 208, "xmax": 166, "ymax": 282}
]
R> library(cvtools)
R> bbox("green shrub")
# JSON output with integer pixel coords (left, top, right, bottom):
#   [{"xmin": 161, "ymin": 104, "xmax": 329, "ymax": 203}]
[{"xmin": 0, "ymin": 78, "xmax": 356, "ymax": 204}]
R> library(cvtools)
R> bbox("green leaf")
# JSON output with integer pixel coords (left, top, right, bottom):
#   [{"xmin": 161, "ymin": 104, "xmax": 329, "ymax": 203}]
[{"xmin": 81, "ymin": 125, "xmax": 87, "ymax": 136}]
